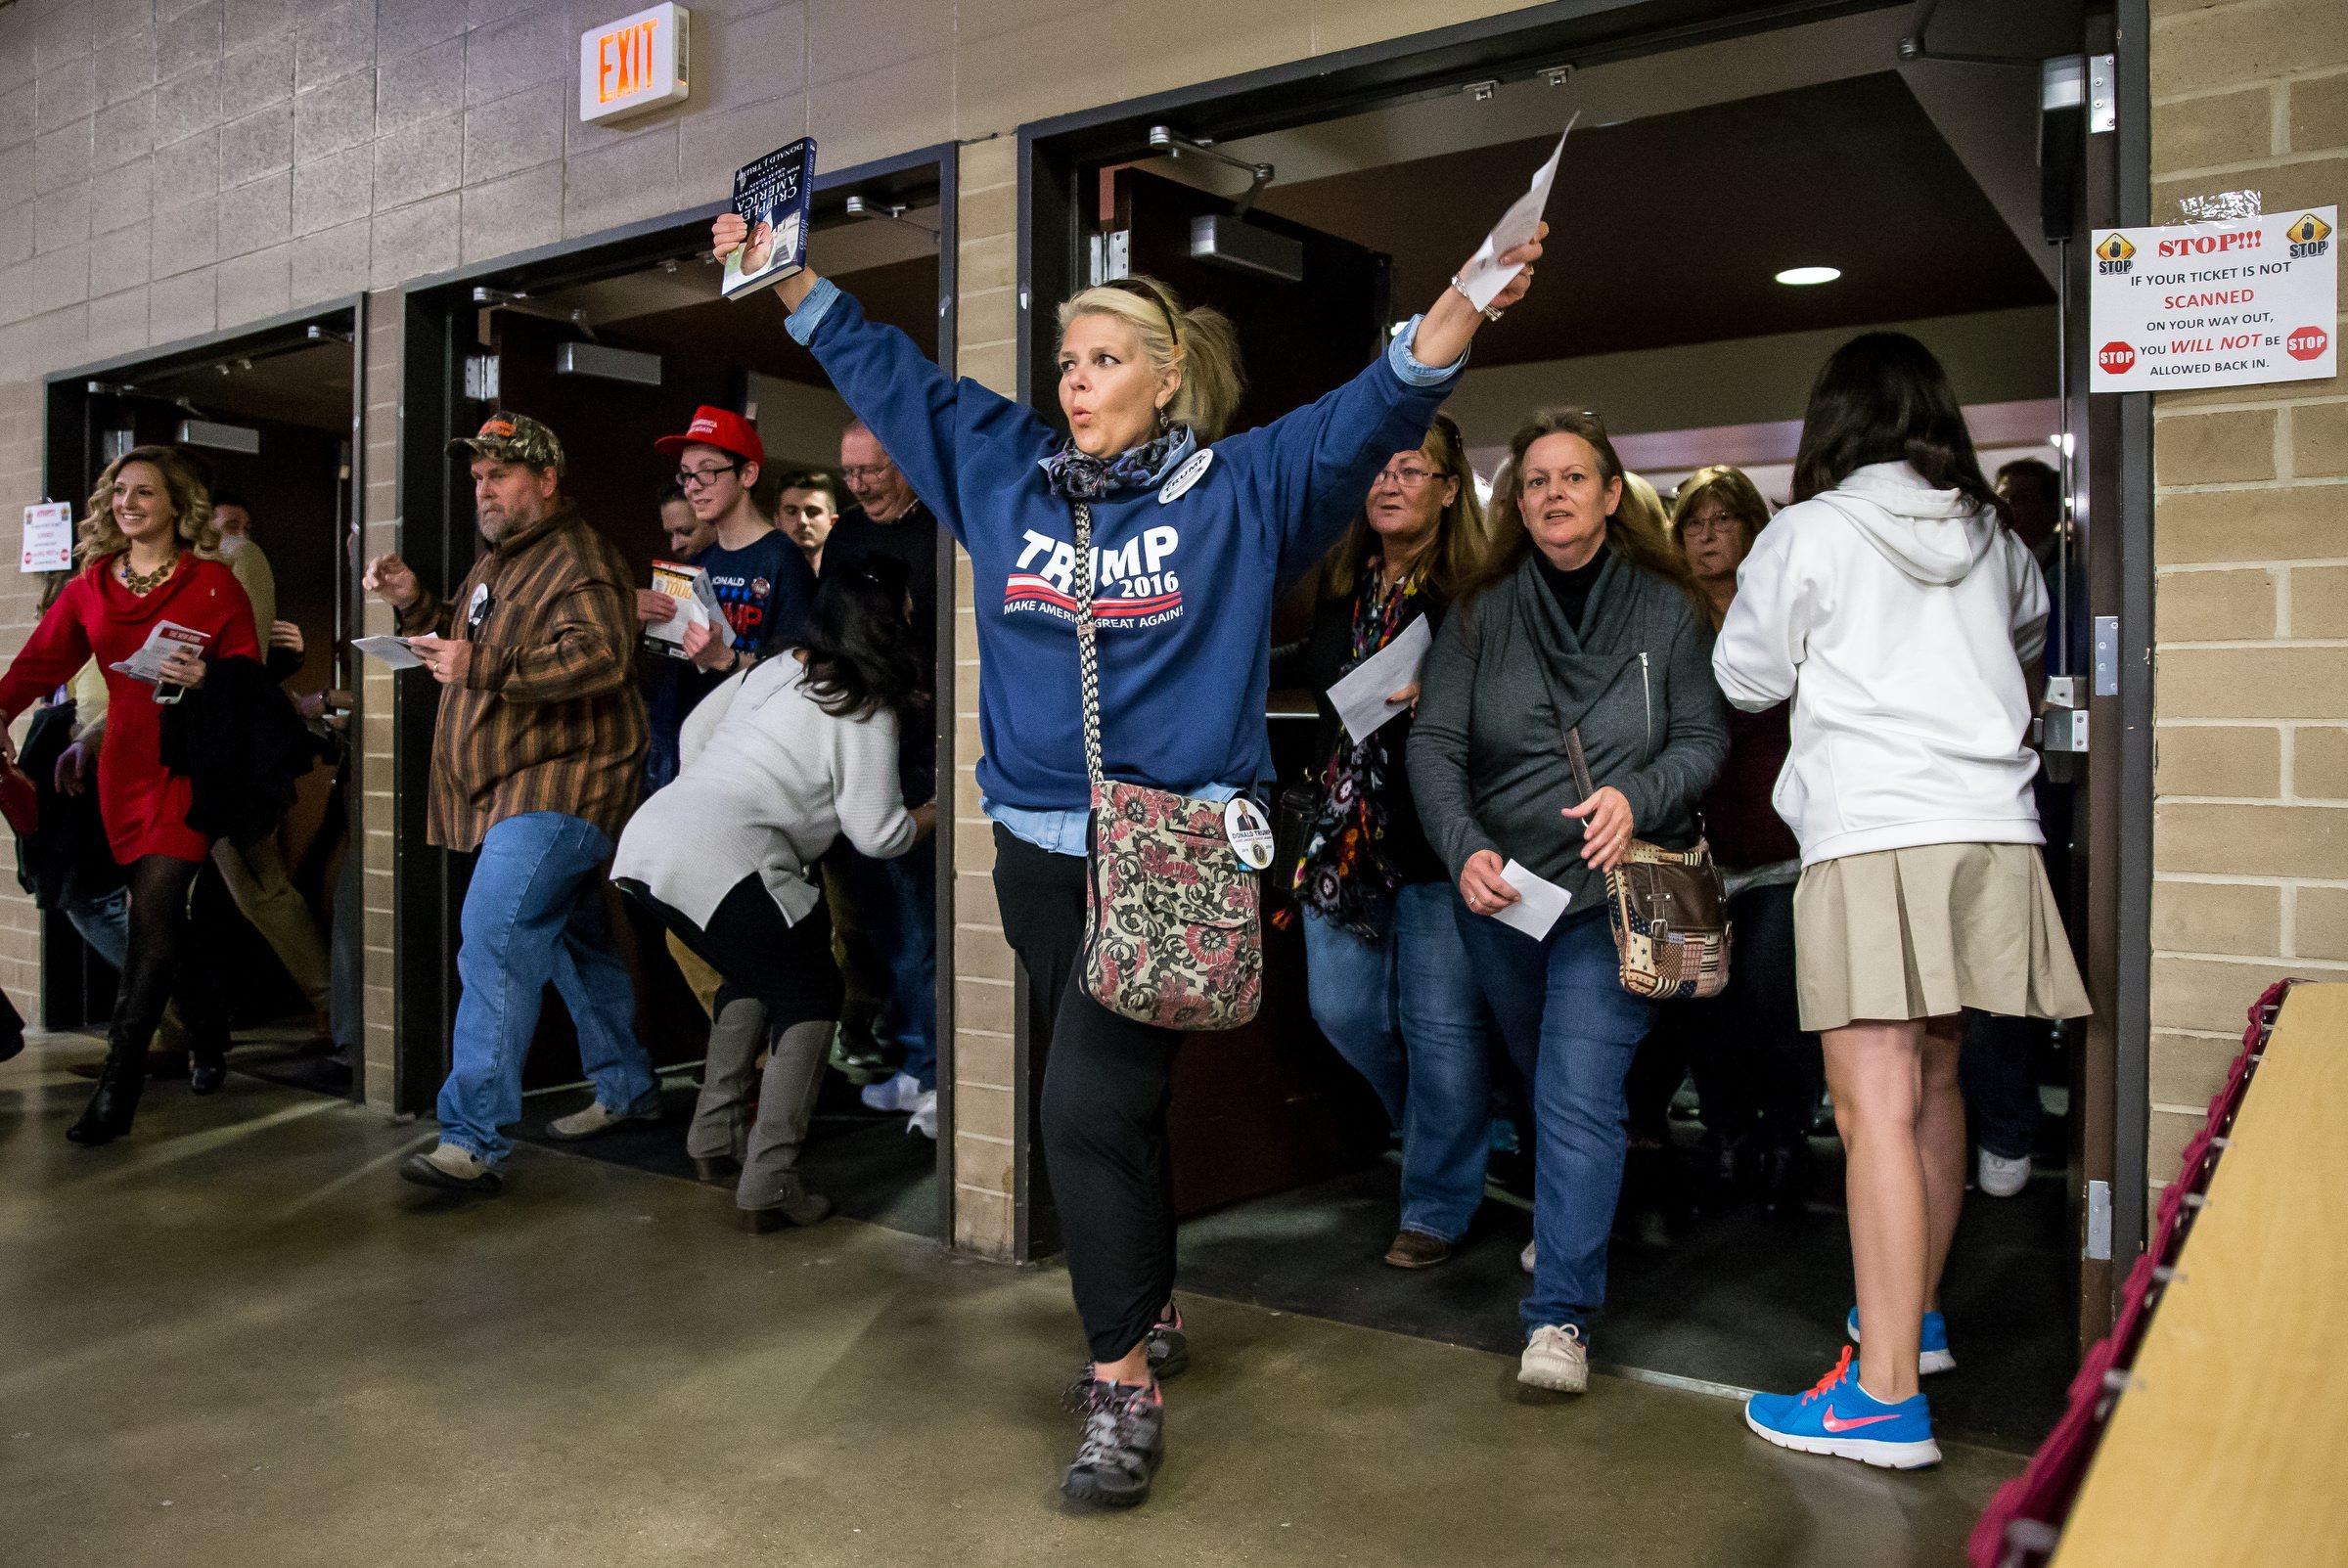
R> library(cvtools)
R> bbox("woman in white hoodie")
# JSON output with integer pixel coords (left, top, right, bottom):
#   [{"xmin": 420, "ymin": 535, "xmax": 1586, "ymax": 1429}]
[{"xmin": 1716, "ymin": 334, "xmax": 2088, "ymax": 1470}]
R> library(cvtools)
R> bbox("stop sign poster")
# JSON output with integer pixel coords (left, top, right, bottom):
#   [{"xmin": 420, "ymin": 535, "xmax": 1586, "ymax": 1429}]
[{"xmin": 2090, "ymin": 204, "xmax": 2335, "ymax": 391}]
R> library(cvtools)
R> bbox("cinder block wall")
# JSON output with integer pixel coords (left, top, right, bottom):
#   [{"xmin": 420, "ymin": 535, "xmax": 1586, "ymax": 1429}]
[
  {"xmin": 2146, "ymin": 0, "xmax": 2348, "ymax": 1206},
  {"xmin": 0, "ymin": 0, "xmax": 1536, "ymax": 1260}
]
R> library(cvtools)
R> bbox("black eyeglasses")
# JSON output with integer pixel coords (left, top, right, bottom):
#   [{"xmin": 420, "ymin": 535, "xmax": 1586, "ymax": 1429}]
[{"xmin": 676, "ymin": 461, "xmax": 745, "ymax": 491}]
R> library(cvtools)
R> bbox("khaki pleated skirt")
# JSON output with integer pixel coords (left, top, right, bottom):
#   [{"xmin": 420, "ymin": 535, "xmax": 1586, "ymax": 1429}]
[{"xmin": 1793, "ymin": 842, "xmax": 2091, "ymax": 1032}]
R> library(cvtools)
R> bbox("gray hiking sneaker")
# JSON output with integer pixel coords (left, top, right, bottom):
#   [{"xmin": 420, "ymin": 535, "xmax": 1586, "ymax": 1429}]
[
  {"xmin": 1147, "ymin": 1304, "xmax": 1189, "ymax": 1381},
  {"xmin": 1061, "ymin": 1376, "xmax": 1165, "ymax": 1509}
]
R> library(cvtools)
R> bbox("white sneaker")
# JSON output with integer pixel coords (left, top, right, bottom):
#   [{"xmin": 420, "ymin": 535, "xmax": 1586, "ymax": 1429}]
[
  {"xmin": 544, "ymin": 1099, "xmax": 660, "ymax": 1142},
  {"xmin": 861, "ymin": 1071, "xmax": 920, "ymax": 1114},
  {"xmin": 907, "ymin": 1089, "xmax": 938, "ymax": 1140},
  {"xmin": 1518, "ymin": 1323, "xmax": 1588, "ymax": 1393},
  {"xmin": 1977, "ymin": 1148, "xmax": 2033, "ymax": 1198},
  {"xmin": 1520, "ymin": 1239, "xmax": 1537, "ymax": 1276}
]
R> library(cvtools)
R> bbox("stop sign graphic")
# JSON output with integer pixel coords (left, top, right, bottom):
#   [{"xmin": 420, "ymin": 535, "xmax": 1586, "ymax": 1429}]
[
  {"xmin": 2099, "ymin": 340, "xmax": 2137, "ymax": 374},
  {"xmin": 2287, "ymin": 325, "xmax": 2329, "ymax": 362}
]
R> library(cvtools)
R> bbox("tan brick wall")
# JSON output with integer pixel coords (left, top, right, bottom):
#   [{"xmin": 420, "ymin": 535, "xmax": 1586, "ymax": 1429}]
[{"xmin": 2148, "ymin": 0, "xmax": 2348, "ymax": 1205}]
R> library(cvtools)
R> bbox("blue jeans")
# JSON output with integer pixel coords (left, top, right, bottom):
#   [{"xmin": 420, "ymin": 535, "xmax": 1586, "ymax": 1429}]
[
  {"xmin": 1460, "ymin": 904, "xmax": 1654, "ymax": 1339},
  {"xmin": 437, "ymin": 812, "xmax": 658, "ymax": 1166},
  {"xmin": 1302, "ymin": 884, "xmax": 1498, "ymax": 1243},
  {"xmin": 65, "ymin": 887, "xmax": 129, "ymax": 972},
  {"xmin": 883, "ymin": 846, "xmax": 938, "ymax": 1091}
]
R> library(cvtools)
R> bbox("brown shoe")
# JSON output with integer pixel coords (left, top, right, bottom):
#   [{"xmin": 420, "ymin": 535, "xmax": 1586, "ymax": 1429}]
[
  {"xmin": 737, "ymin": 1176, "xmax": 833, "ymax": 1232},
  {"xmin": 1383, "ymin": 1229, "xmax": 1452, "ymax": 1269},
  {"xmin": 692, "ymin": 1154, "xmax": 742, "ymax": 1185}
]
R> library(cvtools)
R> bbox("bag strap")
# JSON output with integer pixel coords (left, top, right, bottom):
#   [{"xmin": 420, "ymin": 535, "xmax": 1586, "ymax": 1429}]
[
  {"xmin": 1563, "ymin": 723, "xmax": 1597, "ymax": 803},
  {"xmin": 1071, "ymin": 500, "xmax": 1105, "ymax": 793}
]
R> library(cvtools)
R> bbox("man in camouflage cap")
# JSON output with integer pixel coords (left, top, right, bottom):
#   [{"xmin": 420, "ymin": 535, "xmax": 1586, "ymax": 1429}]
[{"xmin": 363, "ymin": 411, "xmax": 658, "ymax": 1194}]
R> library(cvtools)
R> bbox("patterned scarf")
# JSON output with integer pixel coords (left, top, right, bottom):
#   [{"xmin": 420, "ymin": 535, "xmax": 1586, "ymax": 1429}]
[
  {"xmin": 1040, "ymin": 425, "xmax": 1191, "ymax": 501},
  {"xmin": 1292, "ymin": 562, "xmax": 1428, "ymax": 940}
]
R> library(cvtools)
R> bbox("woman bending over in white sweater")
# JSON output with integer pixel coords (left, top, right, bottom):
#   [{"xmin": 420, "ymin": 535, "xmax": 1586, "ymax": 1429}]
[{"xmin": 613, "ymin": 556, "xmax": 936, "ymax": 1231}]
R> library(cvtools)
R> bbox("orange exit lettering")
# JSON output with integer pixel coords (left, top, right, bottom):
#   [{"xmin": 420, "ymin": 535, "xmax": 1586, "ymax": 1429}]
[{"xmin": 597, "ymin": 18, "xmax": 660, "ymax": 105}]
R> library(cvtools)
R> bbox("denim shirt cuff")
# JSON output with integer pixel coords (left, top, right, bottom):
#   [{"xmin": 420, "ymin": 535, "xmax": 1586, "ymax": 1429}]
[
  {"xmin": 784, "ymin": 277, "xmax": 842, "ymax": 345},
  {"xmin": 1387, "ymin": 314, "xmax": 1468, "ymax": 386}
]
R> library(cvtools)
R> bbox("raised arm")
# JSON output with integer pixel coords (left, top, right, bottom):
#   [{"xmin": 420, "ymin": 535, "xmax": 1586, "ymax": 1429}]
[
  {"xmin": 1245, "ymin": 227, "xmax": 1546, "ymax": 580},
  {"xmin": 712, "ymin": 216, "xmax": 1053, "ymax": 548}
]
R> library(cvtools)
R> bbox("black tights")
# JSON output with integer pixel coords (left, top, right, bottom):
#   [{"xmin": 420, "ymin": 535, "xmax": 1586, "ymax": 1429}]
[{"xmin": 113, "ymin": 854, "xmax": 214, "ymax": 1056}]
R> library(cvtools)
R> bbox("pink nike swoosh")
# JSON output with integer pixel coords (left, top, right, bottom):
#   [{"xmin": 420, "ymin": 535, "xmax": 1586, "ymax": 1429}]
[{"xmin": 1821, "ymin": 1408, "xmax": 1901, "ymax": 1433}]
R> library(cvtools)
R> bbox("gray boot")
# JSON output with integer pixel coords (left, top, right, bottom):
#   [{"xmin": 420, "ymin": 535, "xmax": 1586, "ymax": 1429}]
[
  {"xmin": 737, "ymin": 1019, "xmax": 835, "ymax": 1227},
  {"xmin": 687, "ymin": 997, "xmax": 769, "ymax": 1181}
]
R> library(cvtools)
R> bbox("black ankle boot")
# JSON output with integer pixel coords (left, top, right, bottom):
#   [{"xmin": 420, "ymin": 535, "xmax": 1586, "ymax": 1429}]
[
  {"xmin": 67, "ymin": 1042, "xmax": 150, "ymax": 1145},
  {"xmin": 189, "ymin": 1043, "xmax": 227, "ymax": 1096}
]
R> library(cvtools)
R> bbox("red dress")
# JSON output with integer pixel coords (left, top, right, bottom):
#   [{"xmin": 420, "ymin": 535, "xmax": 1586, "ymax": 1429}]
[{"xmin": 0, "ymin": 555, "xmax": 259, "ymax": 865}]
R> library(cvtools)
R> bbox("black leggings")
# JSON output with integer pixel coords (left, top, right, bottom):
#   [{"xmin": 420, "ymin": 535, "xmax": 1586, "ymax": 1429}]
[
  {"xmin": 116, "ymin": 853, "xmax": 218, "ymax": 1055},
  {"xmin": 619, "ymin": 874, "xmax": 843, "ymax": 1031},
  {"xmin": 1631, "ymin": 881, "xmax": 1820, "ymax": 1143},
  {"xmin": 990, "ymin": 825, "xmax": 1185, "ymax": 1366}
]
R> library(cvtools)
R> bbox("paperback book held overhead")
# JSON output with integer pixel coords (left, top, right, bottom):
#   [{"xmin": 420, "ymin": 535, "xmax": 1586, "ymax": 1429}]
[{"xmin": 722, "ymin": 137, "xmax": 816, "ymax": 300}]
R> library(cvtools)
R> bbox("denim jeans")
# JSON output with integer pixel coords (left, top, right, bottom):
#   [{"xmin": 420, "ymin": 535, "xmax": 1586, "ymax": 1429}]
[
  {"xmin": 883, "ymin": 846, "xmax": 938, "ymax": 1091},
  {"xmin": 1459, "ymin": 903, "xmax": 1655, "ymax": 1339},
  {"xmin": 437, "ymin": 812, "xmax": 659, "ymax": 1166},
  {"xmin": 64, "ymin": 887, "xmax": 129, "ymax": 972},
  {"xmin": 1302, "ymin": 884, "xmax": 1498, "ymax": 1244}
]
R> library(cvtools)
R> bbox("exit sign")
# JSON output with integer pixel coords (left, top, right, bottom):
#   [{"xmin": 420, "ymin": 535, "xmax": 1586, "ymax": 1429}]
[{"xmin": 579, "ymin": 3, "xmax": 691, "ymax": 124}]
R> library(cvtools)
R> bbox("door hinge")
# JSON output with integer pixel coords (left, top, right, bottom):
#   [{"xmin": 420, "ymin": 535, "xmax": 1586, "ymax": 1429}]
[
  {"xmin": 2086, "ymin": 1179, "xmax": 2112, "ymax": 1261},
  {"xmin": 1087, "ymin": 229, "xmax": 1130, "ymax": 286},
  {"xmin": 2094, "ymin": 615, "xmax": 2119, "ymax": 696},
  {"xmin": 463, "ymin": 352, "xmax": 500, "ymax": 403},
  {"xmin": 2088, "ymin": 55, "xmax": 2116, "ymax": 135}
]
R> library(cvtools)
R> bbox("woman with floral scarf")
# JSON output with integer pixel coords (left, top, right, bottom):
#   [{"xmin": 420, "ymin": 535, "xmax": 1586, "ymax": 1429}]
[
  {"xmin": 1273, "ymin": 413, "xmax": 1501, "ymax": 1272},
  {"xmin": 713, "ymin": 207, "xmax": 1545, "ymax": 1509}
]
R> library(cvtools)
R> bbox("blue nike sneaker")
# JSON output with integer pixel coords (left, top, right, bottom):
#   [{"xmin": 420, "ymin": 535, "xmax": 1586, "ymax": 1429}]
[
  {"xmin": 1744, "ymin": 1347, "xmax": 1941, "ymax": 1469},
  {"xmin": 1846, "ymin": 1306, "xmax": 1956, "ymax": 1375}
]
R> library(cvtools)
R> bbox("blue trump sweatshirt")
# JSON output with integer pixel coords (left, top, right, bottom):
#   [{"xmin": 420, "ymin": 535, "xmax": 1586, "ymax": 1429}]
[{"xmin": 787, "ymin": 280, "xmax": 1463, "ymax": 840}]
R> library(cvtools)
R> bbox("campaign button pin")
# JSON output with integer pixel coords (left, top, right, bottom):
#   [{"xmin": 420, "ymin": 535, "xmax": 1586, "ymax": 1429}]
[
  {"xmin": 1224, "ymin": 796, "xmax": 1275, "ymax": 871},
  {"xmin": 1158, "ymin": 448, "xmax": 1214, "ymax": 504}
]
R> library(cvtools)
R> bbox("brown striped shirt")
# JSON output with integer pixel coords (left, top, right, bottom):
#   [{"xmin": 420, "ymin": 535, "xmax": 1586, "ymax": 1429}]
[{"xmin": 399, "ymin": 499, "xmax": 647, "ymax": 851}]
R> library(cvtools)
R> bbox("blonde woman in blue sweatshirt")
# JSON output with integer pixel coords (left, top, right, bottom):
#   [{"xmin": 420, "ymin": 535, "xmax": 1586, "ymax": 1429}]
[{"xmin": 715, "ymin": 211, "xmax": 1545, "ymax": 1507}]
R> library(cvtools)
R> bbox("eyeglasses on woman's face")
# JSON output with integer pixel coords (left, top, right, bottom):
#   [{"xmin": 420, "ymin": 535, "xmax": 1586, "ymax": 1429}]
[
  {"xmin": 1681, "ymin": 507, "xmax": 1739, "ymax": 540},
  {"xmin": 1371, "ymin": 462, "xmax": 1439, "ymax": 490},
  {"xmin": 676, "ymin": 461, "xmax": 744, "ymax": 491}
]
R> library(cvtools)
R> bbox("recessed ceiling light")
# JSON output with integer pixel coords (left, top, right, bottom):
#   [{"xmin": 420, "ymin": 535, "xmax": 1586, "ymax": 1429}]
[{"xmin": 1776, "ymin": 266, "xmax": 1842, "ymax": 287}]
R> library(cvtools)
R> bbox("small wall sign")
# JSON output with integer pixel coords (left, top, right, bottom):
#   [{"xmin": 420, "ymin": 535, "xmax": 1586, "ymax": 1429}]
[
  {"xmin": 2089, "ymin": 204, "xmax": 2336, "ymax": 392},
  {"xmin": 579, "ymin": 3, "xmax": 691, "ymax": 125}
]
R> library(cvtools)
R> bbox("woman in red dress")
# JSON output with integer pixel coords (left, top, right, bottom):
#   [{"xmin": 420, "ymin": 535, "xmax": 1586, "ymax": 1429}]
[{"xmin": 0, "ymin": 447, "xmax": 259, "ymax": 1144}]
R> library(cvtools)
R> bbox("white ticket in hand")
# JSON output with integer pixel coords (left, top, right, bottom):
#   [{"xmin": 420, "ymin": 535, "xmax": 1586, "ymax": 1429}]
[
  {"xmin": 1492, "ymin": 858, "xmax": 1571, "ymax": 941},
  {"xmin": 1329, "ymin": 616, "xmax": 1432, "ymax": 746},
  {"xmin": 1453, "ymin": 113, "xmax": 1577, "ymax": 312},
  {"xmin": 352, "ymin": 634, "xmax": 428, "ymax": 670}
]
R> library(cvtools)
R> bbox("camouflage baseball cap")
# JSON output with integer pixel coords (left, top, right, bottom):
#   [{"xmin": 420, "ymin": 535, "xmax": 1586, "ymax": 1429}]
[{"xmin": 448, "ymin": 411, "xmax": 565, "ymax": 473}]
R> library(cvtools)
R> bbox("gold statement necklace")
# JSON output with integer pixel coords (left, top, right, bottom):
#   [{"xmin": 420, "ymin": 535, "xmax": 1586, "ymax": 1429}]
[{"xmin": 118, "ymin": 550, "xmax": 181, "ymax": 596}]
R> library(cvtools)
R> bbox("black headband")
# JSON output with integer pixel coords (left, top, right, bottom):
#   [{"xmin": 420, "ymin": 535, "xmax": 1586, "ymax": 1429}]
[{"xmin": 1102, "ymin": 278, "xmax": 1181, "ymax": 348}]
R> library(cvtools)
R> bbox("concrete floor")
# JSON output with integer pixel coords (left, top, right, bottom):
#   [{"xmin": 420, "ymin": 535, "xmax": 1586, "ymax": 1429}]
[{"xmin": 1, "ymin": 1039, "xmax": 2017, "ymax": 1567}]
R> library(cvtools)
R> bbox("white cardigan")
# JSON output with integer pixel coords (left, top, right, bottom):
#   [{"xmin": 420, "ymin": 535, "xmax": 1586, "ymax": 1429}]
[
  {"xmin": 611, "ymin": 659, "xmax": 919, "ymax": 927},
  {"xmin": 1711, "ymin": 462, "xmax": 2049, "ymax": 867}
]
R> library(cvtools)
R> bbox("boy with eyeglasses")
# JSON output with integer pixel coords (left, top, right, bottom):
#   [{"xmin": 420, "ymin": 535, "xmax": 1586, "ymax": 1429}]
[{"xmin": 646, "ymin": 406, "xmax": 818, "ymax": 687}]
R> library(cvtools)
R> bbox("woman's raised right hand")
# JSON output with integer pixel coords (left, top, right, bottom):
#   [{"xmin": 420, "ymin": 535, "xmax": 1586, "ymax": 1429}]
[
  {"xmin": 711, "ymin": 212, "xmax": 748, "ymax": 265},
  {"xmin": 1459, "ymin": 849, "xmax": 1521, "ymax": 918}
]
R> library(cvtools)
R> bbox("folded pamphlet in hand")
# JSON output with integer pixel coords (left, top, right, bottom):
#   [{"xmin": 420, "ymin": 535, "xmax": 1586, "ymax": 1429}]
[
  {"xmin": 721, "ymin": 137, "xmax": 816, "ymax": 300},
  {"xmin": 109, "ymin": 621, "xmax": 209, "ymax": 685},
  {"xmin": 1328, "ymin": 616, "xmax": 1433, "ymax": 746},
  {"xmin": 352, "ymin": 634, "xmax": 429, "ymax": 670},
  {"xmin": 1492, "ymin": 858, "xmax": 1572, "ymax": 942},
  {"xmin": 1453, "ymin": 112, "xmax": 1577, "ymax": 313},
  {"xmin": 644, "ymin": 560, "xmax": 729, "ymax": 656}
]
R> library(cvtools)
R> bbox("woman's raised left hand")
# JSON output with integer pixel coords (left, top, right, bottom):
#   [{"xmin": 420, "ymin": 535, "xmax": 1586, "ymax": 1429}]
[
  {"xmin": 1478, "ymin": 220, "xmax": 1547, "ymax": 316},
  {"xmin": 1563, "ymin": 784, "xmax": 1634, "ymax": 874}
]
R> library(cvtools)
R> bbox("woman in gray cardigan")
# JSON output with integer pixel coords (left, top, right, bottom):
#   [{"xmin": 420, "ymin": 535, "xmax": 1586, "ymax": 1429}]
[{"xmin": 1408, "ymin": 409, "xmax": 1726, "ymax": 1396}]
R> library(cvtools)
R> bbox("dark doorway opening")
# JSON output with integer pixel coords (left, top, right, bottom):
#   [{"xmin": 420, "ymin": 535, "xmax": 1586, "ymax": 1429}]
[
  {"xmin": 1016, "ymin": 0, "xmax": 2136, "ymax": 1452},
  {"xmin": 40, "ymin": 303, "xmax": 365, "ymax": 1098},
  {"xmin": 393, "ymin": 148, "xmax": 960, "ymax": 1241}
]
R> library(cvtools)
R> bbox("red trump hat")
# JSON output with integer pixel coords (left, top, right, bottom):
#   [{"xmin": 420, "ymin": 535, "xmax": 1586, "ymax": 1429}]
[{"xmin": 655, "ymin": 404, "xmax": 764, "ymax": 467}]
